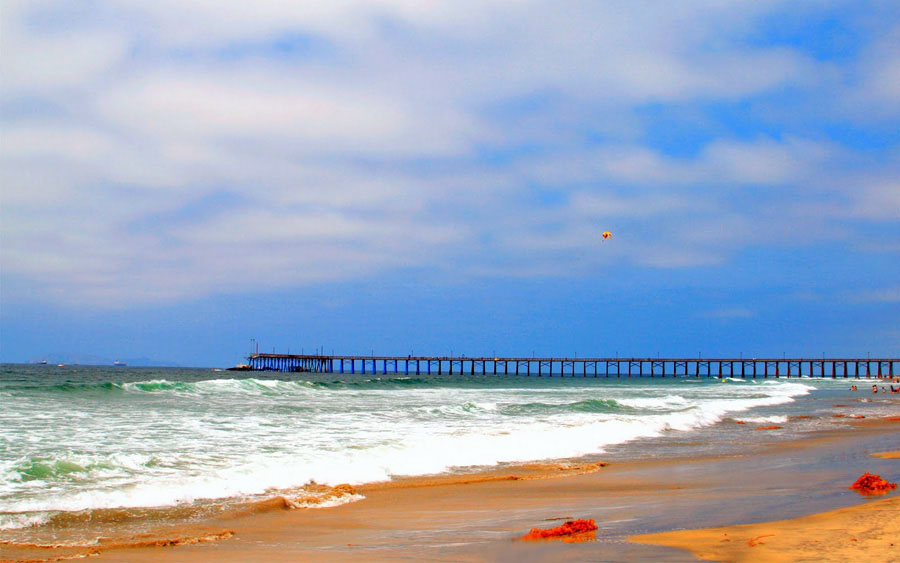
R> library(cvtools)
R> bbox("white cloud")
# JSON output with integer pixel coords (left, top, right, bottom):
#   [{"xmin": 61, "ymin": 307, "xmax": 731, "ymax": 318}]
[
  {"xmin": 846, "ymin": 286, "xmax": 900, "ymax": 304},
  {"xmin": 569, "ymin": 192, "xmax": 699, "ymax": 218},
  {"xmin": 852, "ymin": 24, "xmax": 900, "ymax": 115},
  {"xmin": 701, "ymin": 307, "xmax": 756, "ymax": 319},
  {"xmin": 850, "ymin": 182, "xmax": 900, "ymax": 220},
  {"xmin": 96, "ymin": 69, "xmax": 475, "ymax": 157},
  {"xmin": 1, "ymin": 0, "xmax": 898, "ymax": 307},
  {"xmin": 520, "ymin": 136, "xmax": 837, "ymax": 189},
  {"xmin": 0, "ymin": 11, "xmax": 128, "ymax": 94}
]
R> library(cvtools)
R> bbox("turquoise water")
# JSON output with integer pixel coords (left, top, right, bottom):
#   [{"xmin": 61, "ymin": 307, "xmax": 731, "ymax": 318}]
[{"xmin": 0, "ymin": 363, "xmax": 891, "ymax": 539}]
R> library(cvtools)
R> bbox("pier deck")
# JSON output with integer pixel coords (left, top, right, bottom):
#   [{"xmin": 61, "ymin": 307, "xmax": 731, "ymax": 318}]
[{"xmin": 246, "ymin": 354, "xmax": 899, "ymax": 378}]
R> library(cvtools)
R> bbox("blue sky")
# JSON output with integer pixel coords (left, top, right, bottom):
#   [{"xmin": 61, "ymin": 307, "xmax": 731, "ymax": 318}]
[{"xmin": 1, "ymin": 1, "xmax": 898, "ymax": 366}]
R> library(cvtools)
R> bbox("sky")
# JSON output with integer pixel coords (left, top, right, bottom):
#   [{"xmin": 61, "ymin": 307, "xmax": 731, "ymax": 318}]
[{"xmin": 1, "ymin": 1, "xmax": 898, "ymax": 367}]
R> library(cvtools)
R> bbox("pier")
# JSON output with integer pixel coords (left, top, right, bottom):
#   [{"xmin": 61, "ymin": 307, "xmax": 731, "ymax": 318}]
[{"xmin": 246, "ymin": 354, "xmax": 899, "ymax": 378}]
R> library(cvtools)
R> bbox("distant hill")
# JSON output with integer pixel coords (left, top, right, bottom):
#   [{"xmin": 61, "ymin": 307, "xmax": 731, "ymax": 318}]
[{"xmin": 28, "ymin": 353, "xmax": 182, "ymax": 367}]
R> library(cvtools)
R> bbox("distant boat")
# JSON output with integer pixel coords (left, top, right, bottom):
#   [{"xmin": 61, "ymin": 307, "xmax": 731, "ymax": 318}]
[
  {"xmin": 39, "ymin": 360, "xmax": 48, "ymax": 365},
  {"xmin": 113, "ymin": 361, "xmax": 127, "ymax": 367},
  {"xmin": 226, "ymin": 364, "xmax": 253, "ymax": 371}
]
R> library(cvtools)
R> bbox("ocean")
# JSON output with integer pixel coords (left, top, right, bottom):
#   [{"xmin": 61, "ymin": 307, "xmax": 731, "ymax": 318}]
[{"xmin": 0, "ymin": 363, "xmax": 891, "ymax": 546}]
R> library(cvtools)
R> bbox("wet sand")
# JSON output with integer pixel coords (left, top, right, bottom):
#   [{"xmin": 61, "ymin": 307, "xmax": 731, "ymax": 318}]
[{"xmin": 4, "ymin": 416, "xmax": 899, "ymax": 562}]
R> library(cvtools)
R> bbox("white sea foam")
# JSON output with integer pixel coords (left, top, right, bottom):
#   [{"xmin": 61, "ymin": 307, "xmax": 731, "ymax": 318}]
[
  {"xmin": 0, "ymin": 374, "xmax": 816, "ymax": 525},
  {"xmin": 740, "ymin": 415, "xmax": 789, "ymax": 424},
  {"xmin": 0, "ymin": 511, "xmax": 51, "ymax": 530},
  {"xmin": 618, "ymin": 394, "xmax": 690, "ymax": 409}
]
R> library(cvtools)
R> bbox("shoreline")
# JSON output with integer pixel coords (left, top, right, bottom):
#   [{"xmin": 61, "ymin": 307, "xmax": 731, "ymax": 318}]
[{"xmin": 4, "ymin": 415, "xmax": 897, "ymax": 562}]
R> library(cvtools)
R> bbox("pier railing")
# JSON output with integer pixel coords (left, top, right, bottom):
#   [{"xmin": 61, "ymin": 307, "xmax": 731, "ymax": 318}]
[{"xmin": 246, "ymin": 354, "xmax": 898, "ymax": 378}]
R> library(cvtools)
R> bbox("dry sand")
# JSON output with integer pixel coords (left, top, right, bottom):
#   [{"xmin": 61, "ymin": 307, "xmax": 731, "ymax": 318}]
[
  {"xmin": 631, "ymin": 495, "xmax": 900, "ymax": 562},
  {"xmin": 632, "ymin": 445, "xmax": 900, "ymax": 562}
]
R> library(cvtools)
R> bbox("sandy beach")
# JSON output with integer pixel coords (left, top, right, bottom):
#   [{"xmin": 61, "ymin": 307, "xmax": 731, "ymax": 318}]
[
  {"xmin": 3, "ymin": 415, "xmax": 896, "ymax": 562},
  {"xmin": 630, "ymin": 452, "xmax": 900, "ymax": 563},
  {"xmin": 632, "ymin": 493, "xmax": 900, "ymax": 562}
]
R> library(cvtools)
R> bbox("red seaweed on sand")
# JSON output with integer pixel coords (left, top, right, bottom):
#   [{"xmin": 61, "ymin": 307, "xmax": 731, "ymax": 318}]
[
  {"xmin": 755, "ymin": 425, "xmax": 782, "ymax": 430},
  {"xmin": 521, "ymin": 519, "xmax": 598, "ymax": 541},
  {"xmin": 850, "ymin": 473, "xmax": 898, "ymax": 495}
]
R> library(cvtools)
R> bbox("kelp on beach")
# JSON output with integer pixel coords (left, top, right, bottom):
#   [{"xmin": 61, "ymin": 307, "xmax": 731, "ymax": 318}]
[
  {"xmin": 521, "ymin": 518, "xmax": 598, "ymax": 541},
  {"xmin": 850, "ymin": 472, "xmax": 897, "ymax": 495}
]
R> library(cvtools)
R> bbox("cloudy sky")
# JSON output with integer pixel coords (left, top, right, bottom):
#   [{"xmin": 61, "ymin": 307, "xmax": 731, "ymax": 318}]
[{"xmin": 2, "ymin": 1, "xmax": 898, "ymax": 366}]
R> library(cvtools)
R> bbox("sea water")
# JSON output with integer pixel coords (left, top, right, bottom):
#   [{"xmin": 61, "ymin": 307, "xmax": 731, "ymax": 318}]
[{"xmin": 0, "ymin": 363, "xmax": 892, "ymax": 542}]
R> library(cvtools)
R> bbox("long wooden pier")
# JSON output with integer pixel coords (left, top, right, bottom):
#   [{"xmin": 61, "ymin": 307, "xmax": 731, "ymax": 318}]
[{"xmin": 246, "ymin": 354, "xmax": 899, "ymax": 378}]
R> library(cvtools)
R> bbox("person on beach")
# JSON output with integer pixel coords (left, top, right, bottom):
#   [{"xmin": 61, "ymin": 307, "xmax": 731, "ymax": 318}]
[
  {"xmin": 851, "ymin": 385, "xmax": 857, "ymax": 391},
  {"xmin": 872, "ymin": 385, "xmax": 878, "ymax": 393}
]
